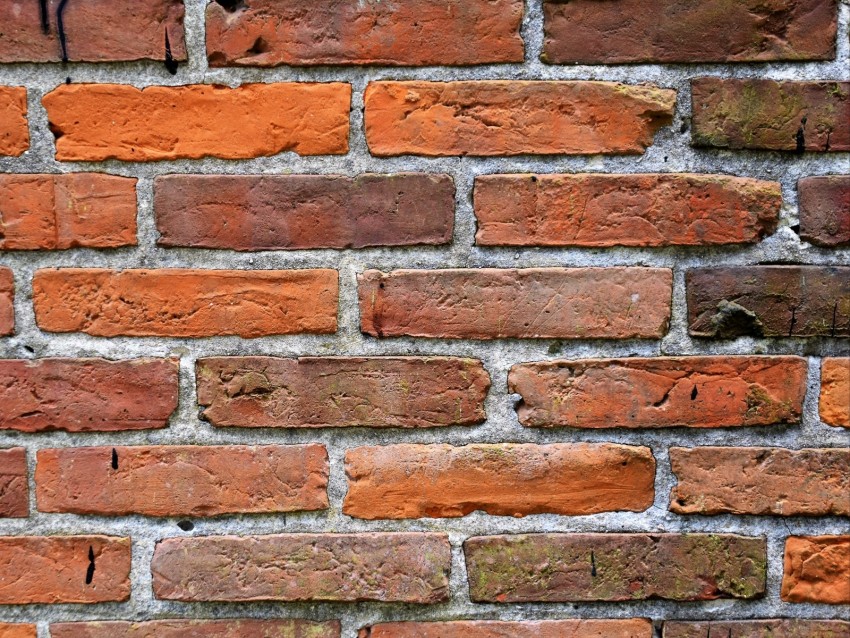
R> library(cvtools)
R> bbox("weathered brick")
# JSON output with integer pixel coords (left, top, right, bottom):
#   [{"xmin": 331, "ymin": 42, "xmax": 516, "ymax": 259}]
[
  {"xmin": 361, "ymin": 619, "xmax": 653, "ymax": 638},
  {"xmin": 206, "ymin": 0, "xmax": 523, "ymax": 67},
  {"xmin": 474, "ymin": 174, "xmax": 781, "ymax": 247},
  {"xmin": 509, "ymin": 356, "xmax": 807, "ymax": 429},
  {"xmin": 0, "ymin": 624, "xmax": 36, "ymax": 638},
  {"xmin": 32, "ymin": 268, "xmax": 338, "ymax": 338},
  {"xmin": 782, "ymin": 536, "xmax": 850, "ymax": 604},
  {"xmin": 197, "ymin": 357, "xmax": 489, "ymax": 429},
  {"xmin": 663, "ymin": 620, "xmax": 850, "ymax": 638},
  {"xmin": 365, "ymin": 81, "xmax": 676, "ymax": 156},
  {"xmin": 42, "ymin": 83, "xmax": 351, "ymax": 161},
  {"xmin": 344, "ymin": 443, "xmax": 654, "ymax": 519},
  {"xmin": 687, "ymin": 266, "xmax": 850, "ymax": 338},
  {"xmin": 155, "ymin": 174, "xmax": 454, "ymax": 250},
  {"xmin": 0, "ymin": 269, "xmax": 12, "ymax": 336},
  {"xmin": 151, "ymin": 533, "xmax": 450, "ymax": 603},
  {"xmin": 543, "ymin": 0, "xmax": 837, "ymax": 64},
  {"xmin": 670, "ymin": 447, "xmax": 850, "ymax": 516},
  {"xmin": 51, "ymin": 620, "xmax": 340, "ymax": 638},
  {"xmin": 358, "ymin": 268, "xmax": 672, "ymax": 339},
  {"xmin": 0, "ymin": 174, "xmax": 137, "ymax": 250},
  {"xmin": 464, "ymin": 533, "xmax": 766, "ymax": 602},
  {"xmin": 36, "ymin": 445, "xmax": 328, "ymax": 517},
  {"xmin": 0, "ymin": 448, "xmax": 27, "ymax": 518},
  {"xmin": 0, "ymin": 87, "xmax": 28, "ymax": 157},
  {"xmin": 0, "ymin": 536, "xmax": 130, "ymax": 604},
  {"xmin": 799, "ymin": 175, "xmax": 850, "ymax": 247},
  {"xmin": 821, "ymin": 358, "xmax": 850, "ymax": 427},
  {"xmin": 691, "ymin": 79, "xmax": 850, "ymax": 152},
  {"xmin": 0, "ymin": 358, "xmax": 178, "ymax": 433}
]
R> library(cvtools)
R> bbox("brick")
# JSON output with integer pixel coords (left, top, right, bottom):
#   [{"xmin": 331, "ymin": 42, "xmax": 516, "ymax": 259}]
[
  {"xmin": 0, "ymin": 358, "xmax": 178, "ymax": 433},
  {"xmin": 465, "ymin": 534, "xmax": 766, "ymax": 602},
  {"xmin": 197, "ymin": 356, "xmax": 489, "ymax": 428},
  {"xmin": 782, "ymin": 536, "xmax": 850, "ymax": 604},
  {"xmin": 0, "ymin": 87, "xmax": 28, "ymax": 157},
  {"xmin": 0, "ymin": 174, "xmax": 137, "ymax": 250},
  {"xmin": 0, "ymin": 625, "xmax": 36, "ymax": 638},
  {"xmin": 42, "ymin": 83, "xmax": 351, "ymax": 162},
  {"xmin": 0, "ymin": 536, "xmax": 130, "ymax": 604},
  {"xmin": 670, "ymin": 447, "xmax": 850, "ymax": 516},
  {"xmin": 543, "ymin": 0, "xmax": 836, "ymax": 64},
  {"xmin": 151, "ymin": 533, "xmax": 450, "ymax": 602},
  {"xmin": 358, "ymin": 268, "xmax": 672, "ymax": 339},
  {"xmin": 361, "ymin": 619, "xmax": 653, "ymax": 638},
  {"xmin": 344, "ymin": 443, "xmax": 654, "ymax": 519},
  {"xmin": 32, "ymin": 268, "xmax": 338, "ymax": 338},
  {"xmin": 155, "ymin": 174, "xmax": 454, "ymax": 250},
  {"xmin": 664, "ymin": 620, "xmax": 850, "ymax": 638},
  {"xmin": 474, "ymin": 174, "xmax": 781, "ymax": 247},
  {"xmin": 365, "ymin": 81, "xmax": 676, "ymax": 157},
  {"xmin": 0, "ymin": 269, "xmax": 12, "ymax": 336},
  {"xmin": 0, "ymin": 448, "xmax": 27, "ymax": 518},
  {"xmin": 51, "ymin": 620, "xmax": 340, "ymax": 638},
  {"xmin": 692, "ymin": 79, "xmax": 850, "ymax": 152},
  {"xmin": 821, "ymin": 358, "xmax": 850, "ymax": 427},
  {"xmin": 206, "ymin": 0, "xmax": 523, "ymax": 67},
  {"xmin": 799, "ymin": 175, "xmax": 850, "ymax": 247},
  {"xmin": 36, "ymin": 445, "xmax": 328, "ymax": 517},
  {"xmin": 687, "ymin": 266, "xmax": 850, "ymax": 338},
  {"xmin": 509, "ymin": 356, "xmax": 807, "ymax": 429}
]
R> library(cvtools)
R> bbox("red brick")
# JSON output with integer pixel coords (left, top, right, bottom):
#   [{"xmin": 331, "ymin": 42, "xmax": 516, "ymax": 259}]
[
  {"xmin": 0, "ymin": 87, "xmax": 28, "ymax": 157},
  {"xmin": 543, "ymin": 0, "xmax": 837, "ymax": 64},
  {"xmin": 670, "ymin": 447, "xmax": 850, "ymax": 516},
  {"xmin": 0, "ymin": 536, "xmax": 130, "ymax": 604},
  {"xmin": 155, "ymin": 174, "xmax": 454, "ymax": 250},
  {"xmin": 0, "ymin": 174, "xmax": 137, "ymax": 250},
  {"xmin": 799, "ymin": 175, "xmax": 850, "ymax": 247},
  {"xmin": 51, "ymin": 620, "xmax": 340, "ymax": 638},
  {"xmin": 151, "ymin": 533, "xmax": 450, "ymax": 602},
  {"xmin": 358, "ymin": 268, "xmax": 672, "ymax": 339},
  {"xmin": 32, "ymin": 268, "xmax": 338, "ymax": 338},
  {"xmin": 663, "ymin": 620, "xmax": 850, "ymax": 638},
  {"xmin": 821, "ymin": 358, "xmax": 850, "ymax": 427},
  {"xmin": 0, "ymin": 448, "xmax": 27, "ymax": 518},
  {"xmin": 197, "ymin": 356, "xmax": 489, "ymax": 428},
  {"xmin": 365, "ymin": 81, "xmax": 676, "ymax": 156},
  {"xmin": 206, "ymin": 0, "xmax": 523, "ymax": 66},
  {"xmin": 691, "ymin": 79, "xmax": 850, "ymax": 152},
  {"xmin": 42, "ymin": 83, "xmax": 351, "ymax": 162},
  {"xmin": 0, "ymin": 358, "xmax": 178, "ymax": 433},
  {"xmin": 509, "ymin": 356, "xmax": 807, "ymax": 429},
  {"xmin": 361, "ymin": 619, "xmax": 653, "ymax": 638},
  {"xmin": 36, "ymin": 445, "xmax": 328, "ymax": 517},
  {"xmin": 0, "ymin": 269, "xmax": 12, "ymax": 336},
  {"xmin": 0, "ymin": 624, "xmax": 36, "ymax": 638},
  {"xmin": 465, "ymin": 533, "xmax": 766, "ymax": 602},
  {"xmin": 782, "ymin": 536, "xmax": 850, "ymax": 604},
  {"xmin": 474, "ymin": 174, "xmax": 781, "ymax": 247},
  {"xmin": 687, "ymin": 266, "xmax": 850, "ymax": 338},
  {"xmin": 344, "ymin": 443, "xmax": 654, "ymax": 519}
]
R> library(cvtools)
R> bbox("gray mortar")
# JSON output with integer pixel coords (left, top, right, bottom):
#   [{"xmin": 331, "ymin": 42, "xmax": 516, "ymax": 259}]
[{"xmin": 1, "ymin": 1, "xmax": 849, "ymax": 636}]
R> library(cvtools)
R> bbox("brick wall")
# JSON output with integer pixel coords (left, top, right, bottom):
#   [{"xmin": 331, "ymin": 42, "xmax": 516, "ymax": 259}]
[{"xmin": 0, "ymin": 1, "xmax": 848, "ymax": 636}]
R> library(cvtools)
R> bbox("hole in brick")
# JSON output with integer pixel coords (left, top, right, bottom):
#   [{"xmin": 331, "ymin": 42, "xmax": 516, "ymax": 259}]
[
  {"xmin": 590, "ymin": 551, "xmax": 597, "ymax": 577},
  {"xmin": 691, "ymin": 386, "xmax": 698, "ymax": 400},
  {"xmin": 177, "ymin": 520, "xmax": 194, "ymax": 531},
  {"xmin": 530, "ymin": 175, "xmax": 537, "ymax": 182},
  {"xmin": 214, "ymin": 0, "xmax": 247, "ymax": 11},
  {"xmin": 48, "ymin": 122, "xmax": 65, "ymax": 141},
  {"xmin": 85, "ymin": 546, "xmax": 95, "ymax": 584},
  {"xmin": 111, "ymin": 448, "xmax": 118, "ymax": 470},
  {"xmin": 247, "ymin": 37, "xmax": 269, "ymax": 56}
]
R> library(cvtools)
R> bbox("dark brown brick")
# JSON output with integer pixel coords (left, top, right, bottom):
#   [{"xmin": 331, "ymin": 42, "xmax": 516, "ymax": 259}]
[
  {"xmin": 799, "ymin": 175, "xmax": 850, "ymax": 247},
  {"xmin": 50, "ymin": 620, "xmax": 341, "ymax": 638},
  {"xmin": 663, "ymin": 620, "xmax": 850, "ymax": 638},
  {"xmin": 362, "ymin": 620, "xmax": 653, "ymax": 638},
  {"xmin": 0, "ymin": 448, "xmax": 27, "ymax": 518}
]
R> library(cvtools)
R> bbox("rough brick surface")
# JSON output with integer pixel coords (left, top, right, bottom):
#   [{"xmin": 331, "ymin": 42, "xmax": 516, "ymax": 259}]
[
  {"xmin": 32, "ymin": 269, "xmax": 338, "ymax": 338},
  {"xmin": 0, "ymin": 448, "xmax": 27, "ymax": 518},
  {"xmin": 358, "ymin": 268, "xmax": 672, "ymax": 339},
  {"xmin": 821, "ymin": 358, "xmax": 850, "ymax": 427},
  {"xmin": 509, "ymin": 356, "xmax": 807, "ymax": 429},
  {"xmin": 0, "ymin": 174, "xmax": 137, "ymax": 250},
  {"xmin": 0, "ymin": 625, "xmax": 36, "ymax": 638},
  {"xmin": 0, "ymin": 269, "xmax": 12, "ymax": 336},
  {"xmin": 206, "ymin": 0, "xmax": 523, "ymax": 67},
  {"xmin": 543, "ymin": 0, "xmax": 837, "ymax": 64},
  {"xmin": 669, "ymin": 447, "xmax": 850, "ymax": 516},
  {"xmin": 50, "ymin": 620, "xmax": 341, "ymax": 638},
  {"xmin": 0, "ymin": 536, "xmax": 131, "ymax": 604},
  {"xmin": 0, "ymin": 87, "xmax": 28, "ymax": 157},
  {"xmin": 151, "ymin": 533, "xmax": 451, "ymax": 603},
  {"xmin": 155, "ymin": 174, "xmax": 454, "ymax": 250},
  {"xmin": 36, "ymin": 445, "xmax": 329, "ymax": 517},
  {"xmin": 0, "ymin": 358, "xmax": 178, "ymax": 433},
  {"xmin": 361, "ymin": 620, "xmax": 653, "ymax": 638},
  {"xmin": 197, "ymin": 357, "xmax": 489, "ymax": 428},
  {"xmin": 687, "ymin": 266, "xmax": 850, "ymax": 338},
  {"xmin": 465, "ymin": 534, "xmax": 766, "ymax": 602},
  {"xmin": 42, "ymin": 83, "xmax": 351, "ymax": 161},
  {"xmin": 782, "ymin": 536, "xmax": 850, "ymax": 604},
  {"xmin": 799, "ymin": 175, "xmax": 850, "ymax": 247},
  {"xmin": 691, "ymin": 79, "xmax": 850, "ymax": 152},
  {"xmin": 344, "ymin": 443, "xmax": 655, "ymax": 519},
  {"xmin": 663, "ymin": 620, "xmax": 850, "ymax": 638},
  {"xmin": 365, "ymin": 81, "xmax": 676, "ymax": 156}
]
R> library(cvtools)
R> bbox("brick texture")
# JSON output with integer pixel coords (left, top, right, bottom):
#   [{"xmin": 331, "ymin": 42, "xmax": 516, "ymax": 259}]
[
  {"xmin": 821, "ymin": 358, "xmax": 850, "ymax": 427},
  {"xmin": 0, "ymin": 448, "xmax": 27, "ymax": 518},
  {"xmin": 0, "ymin": 625, "xmax": 36, "ymax": 638},
  {"xmin": 799, "ymin": 175, "xmax": 850, "ymax": 247},
  {"xmin": 361, "ymin": 620, "xmax": 653, "ymax": 638},
  {"xmin": 0, "ymin": 269, "xmax": 12, "ymax": 336},
  {"xmin": 0, "ymin": 87, "xmax": 28, "ymax": 157},
  {"xmin": 782, "ymin": 536, "xmax": 850, "ymax": 604},
  {"xmin": 663, "ymin": 620, "xmax": 850, "ymax": 638},
  {"xmin": 50, "ymin": 620, "xmax": 341, "ymax": 638}
]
